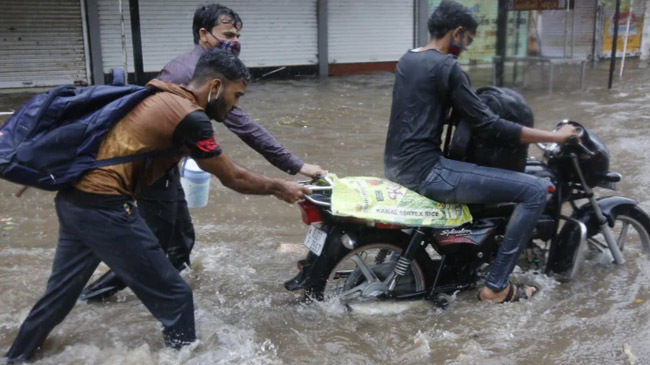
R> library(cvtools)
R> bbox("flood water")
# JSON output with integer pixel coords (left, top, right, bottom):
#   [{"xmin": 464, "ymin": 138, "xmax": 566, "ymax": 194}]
[{"xmin": 1, "ymin": 60, "xmax": 650, "ymax": 364}]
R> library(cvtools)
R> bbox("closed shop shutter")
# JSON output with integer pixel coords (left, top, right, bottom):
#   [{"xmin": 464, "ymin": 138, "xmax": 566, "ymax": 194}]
[
  {"xmin": 0, "ymin": 0, "xmax": 88, "ymax": 88},
  {"xmin": 328, "ymin": 0, "xmax": 414, "ymax": 64},
  {"xmin": 540, "ymin": 1, "xmax": 597, "ymax": 58},
  {"xmin": 98, "ymin": 0, "xmax": 318, "ymax": 74}
]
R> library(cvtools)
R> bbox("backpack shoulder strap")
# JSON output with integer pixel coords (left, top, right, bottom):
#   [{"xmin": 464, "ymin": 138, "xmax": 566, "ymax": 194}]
[
  {"xmin": 436, "ymin": 55, "xmax": 457, "ymax": 98},
  {"xmin": 62, "ymin": 148, "xmax": 176, "ymax": 179},
  {"xmin": 439, "ymin": 56, "xmax": 459, "ymax": 157}
]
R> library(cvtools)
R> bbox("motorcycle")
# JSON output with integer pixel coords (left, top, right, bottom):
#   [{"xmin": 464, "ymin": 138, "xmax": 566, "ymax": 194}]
[{"xmin": 284, "ymin": 121, "xmax": 650, "ymax": 307}]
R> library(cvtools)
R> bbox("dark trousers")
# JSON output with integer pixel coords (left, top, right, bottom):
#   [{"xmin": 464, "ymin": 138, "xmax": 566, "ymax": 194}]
[
  {"xmin": 137, "ymin": 167, "xmax": 195, "ymax": 269},
  {"xmin": 80, "ymin": 168, "xmax": 195, "ymax": 300},
  {"xmin": 5, "ymin": 189, "xmax": 196, "ymax": 362},
  {"xmin": 418, "ymin": 157, "xmax": 548, "ymax": 292}
]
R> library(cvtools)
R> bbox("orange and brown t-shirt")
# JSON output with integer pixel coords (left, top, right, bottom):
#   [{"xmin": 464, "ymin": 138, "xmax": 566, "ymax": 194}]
[{"xmin": 75, "ymin": 79, "xmax": 221, "ymax": 197}]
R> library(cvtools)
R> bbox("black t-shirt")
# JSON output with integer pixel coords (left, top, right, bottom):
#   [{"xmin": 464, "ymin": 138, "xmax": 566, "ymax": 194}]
[
  {"xmin": 383, "ymin": 49, "xmax": 522, "ymax": 190},
  {"xmin": 173, "ymin": 110, "xmax": 222, "ymax": 159}
]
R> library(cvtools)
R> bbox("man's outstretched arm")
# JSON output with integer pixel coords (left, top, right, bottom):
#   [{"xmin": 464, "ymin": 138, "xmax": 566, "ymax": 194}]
[
  {"xmin": 223, "ymin": 107, "xmax": 325, "ymax": 178},
  {"xmin": 449, "ymin": 64, "xmax": 576, "ymax": 145},
  {"xmin": 197, "ymin": 154, "xmax": 311, "ymax": 203},
  {"xmin": 173, "ymin": 110, "xmax": 311, "ymax": 202}
]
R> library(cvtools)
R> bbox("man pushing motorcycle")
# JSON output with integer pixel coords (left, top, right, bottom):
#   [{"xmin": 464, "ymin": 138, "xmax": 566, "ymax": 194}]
[
  {"xmin": 80, "ymin": 3, "xmax": 325, "ymax": 302},
  {"xmin": 5, "ymin": 48, "xmax": 311, "ymax": 363},
  {"xmin": 383, "ymin": 1, "xmax": 578, "ymax": 303}
]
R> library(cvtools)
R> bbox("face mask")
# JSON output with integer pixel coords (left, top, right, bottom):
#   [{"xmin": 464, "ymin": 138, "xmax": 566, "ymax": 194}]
[
  {"xmin": 448, "ymin": 31, "xmax": 465, "ymax": 57},
  {"xmin": 216, "ymin": 40, "xmax": 241, "ymax": 57},
  {"xmin": 208, "ymin": 32, "xmax": 241, "ymax": 57},
  {"xmin": 206, "ymin": 84, "xmax": 224, "ymax": 121}
]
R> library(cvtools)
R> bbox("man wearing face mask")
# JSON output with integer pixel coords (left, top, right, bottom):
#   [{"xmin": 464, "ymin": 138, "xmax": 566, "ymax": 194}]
[
  {"xmin": 384, "ymin": 1, "xmax": 578, "ymax": 303},
  {"xmin": 4, "ymin": 48, "xmax": 311, "ymax": 363},
  {"xmin": 80, "ymin": 4, "xmax": 325, "ymax": 301}
]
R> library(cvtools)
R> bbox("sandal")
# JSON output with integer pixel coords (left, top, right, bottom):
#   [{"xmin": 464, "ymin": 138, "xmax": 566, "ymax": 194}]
[{"xmin": 478, "ymin": 281, "xmax": 537, "ymax": 303}]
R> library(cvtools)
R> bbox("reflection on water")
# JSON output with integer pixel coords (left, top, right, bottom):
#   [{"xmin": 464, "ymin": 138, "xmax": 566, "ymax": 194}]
[{"xmin": 1, "ymin": 61, "xmax": 650, "ymax": 364}]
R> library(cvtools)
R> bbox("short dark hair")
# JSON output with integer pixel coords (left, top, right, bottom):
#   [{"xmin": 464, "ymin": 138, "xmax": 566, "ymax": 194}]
[
  {"xmin": 191, "ymin": 47, "xmax": 251, "ymax": 85},
  {"xmin": 192, "ymin": 3, "xmax": 243, "ymax": 44},
  {"xmin": 428, "ymin": 1, "xmax": 478, "ymax": 39}
]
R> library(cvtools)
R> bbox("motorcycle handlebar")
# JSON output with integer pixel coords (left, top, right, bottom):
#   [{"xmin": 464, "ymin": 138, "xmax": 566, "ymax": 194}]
[
  {"xmin": 540, "ymin": 121, "xmax": 595, "ymax": 157},
  {"xmin": 564, "ymin": 126, "xmax": 595, "ymax": 156}
]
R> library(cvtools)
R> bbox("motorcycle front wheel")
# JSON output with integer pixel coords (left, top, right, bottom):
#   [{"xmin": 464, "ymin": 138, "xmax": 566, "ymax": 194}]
[{"xmin": 587, "ymin": 205, "xmax": 650, "ymax": 261}]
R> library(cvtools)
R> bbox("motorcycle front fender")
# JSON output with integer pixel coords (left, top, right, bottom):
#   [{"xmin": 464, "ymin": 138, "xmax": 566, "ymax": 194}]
[
  {"xmin": 573, "ymin": 196, "xmax": 638, "ymax": 236},
  {"xmin": 549, "ymin": 196, "xmax": 637, "ymax": 279},
  {"xmin": 550, "ymin": 216, "xmax": 587, "ymax": 280}
]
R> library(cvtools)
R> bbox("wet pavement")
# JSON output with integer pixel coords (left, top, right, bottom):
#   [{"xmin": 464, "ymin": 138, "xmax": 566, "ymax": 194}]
[{"xmin": 1, "ymin": 60, "xmax": 650, "ymax": 364}]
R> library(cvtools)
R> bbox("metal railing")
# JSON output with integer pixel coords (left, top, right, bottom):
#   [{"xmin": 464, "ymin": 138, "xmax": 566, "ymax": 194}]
[{"xmin": 492, "ymin": 56, "xmax": 587, "ymax": 92}]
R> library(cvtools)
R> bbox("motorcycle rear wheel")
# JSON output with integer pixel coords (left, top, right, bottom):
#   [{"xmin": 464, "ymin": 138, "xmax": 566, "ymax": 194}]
[{"xmin": 317, "ymin": 242, "xmax": 428, "ymax": 303}]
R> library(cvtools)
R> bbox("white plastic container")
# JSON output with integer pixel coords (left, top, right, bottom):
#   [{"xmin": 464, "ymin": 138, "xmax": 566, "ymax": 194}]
[{"xmin": 180, "ymin": 158, "xmax": 210, "ymax": 208}]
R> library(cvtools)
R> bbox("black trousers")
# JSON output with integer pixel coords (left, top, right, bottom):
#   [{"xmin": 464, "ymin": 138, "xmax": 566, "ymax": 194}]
[
  {"xmin": 79, "ymin": 167, "xmax": 195, "ymax": 301},
  {"xmin": 5, "ymin": 189, "xmax": 196, "ymax": 362},
  {"xmin": 137, "ymin": 167, "xmax": 195, "ymax": 269}
]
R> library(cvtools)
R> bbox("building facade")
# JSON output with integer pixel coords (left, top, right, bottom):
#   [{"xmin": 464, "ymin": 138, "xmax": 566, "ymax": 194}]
[{"xmin": 0, "ymin": 0, "xmax": 647, "ymax": 88}]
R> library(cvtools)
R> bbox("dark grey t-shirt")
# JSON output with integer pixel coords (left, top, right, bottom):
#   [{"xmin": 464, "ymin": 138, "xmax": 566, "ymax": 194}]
[{"xmin": 383, "ymin": 49, "xmax": 523, "ymax": 190}]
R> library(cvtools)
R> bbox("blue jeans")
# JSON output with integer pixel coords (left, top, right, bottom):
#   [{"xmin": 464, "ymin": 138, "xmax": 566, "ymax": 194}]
[
  {"xmin": 418, "ymin": 157, "xmax": 548, "ymax": 292},
  {"xmin": 5, "ymin": 189, "xmax": 195, "ymax": 362}
]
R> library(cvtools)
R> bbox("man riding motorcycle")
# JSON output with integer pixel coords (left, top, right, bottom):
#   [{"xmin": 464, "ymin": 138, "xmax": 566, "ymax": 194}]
[{"xmin": 383, "ymin": 0, "xmax": 578, "ymax": 303}]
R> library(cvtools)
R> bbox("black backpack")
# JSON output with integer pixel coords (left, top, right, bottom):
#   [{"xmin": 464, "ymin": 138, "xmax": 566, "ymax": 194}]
[{"xmin": 446, "ymin": 87, "xmax": 534, "ymax": 172}]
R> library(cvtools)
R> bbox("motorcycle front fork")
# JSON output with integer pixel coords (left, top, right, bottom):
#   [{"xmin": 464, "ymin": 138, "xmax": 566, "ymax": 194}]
[{"xmin": 570, "ymin": 154, "xmax": 625, "ymax": 264}]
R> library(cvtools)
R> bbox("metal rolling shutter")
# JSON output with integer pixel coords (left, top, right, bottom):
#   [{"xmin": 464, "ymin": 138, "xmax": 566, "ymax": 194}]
[
  {"xmin": 0, "ymin": 0, "xmax": 88, "ymax": 88},
  {"xmin": 97, "ymin": 0, "xmax": 136, "ymax": 74},
  {"xmin": 98, "ymin": 0, "xmax": 318, "ymax": 74},
  {"xmin": 328, "ymin": 0, "xmax": 414, "ymax": 64},
  {"xmin": 220, "ymin": 0, "xmax": 318, "ymax": 67},
  {"xmin": 540, "ymin": 1, "xmax": 597, "ymax": 58}
]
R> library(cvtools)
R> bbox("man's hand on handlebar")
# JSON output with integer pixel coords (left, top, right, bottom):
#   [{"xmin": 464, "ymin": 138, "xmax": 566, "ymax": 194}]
[
  {"xmin": 521, "ymin": 123, "xmax": 579, "ymax": 145},
  {"xmin": 553, "ymin": 124, "xmax": 580, "ymax": 144},
  {"xmin": 299, "ymin": 163, "xmax": 327, "ymax": 179}
]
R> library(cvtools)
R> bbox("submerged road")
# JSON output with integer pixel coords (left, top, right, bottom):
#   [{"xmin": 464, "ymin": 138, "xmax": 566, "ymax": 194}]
[{"xmin": 1, "ymin": 61, "xmax": 649, "ymax": 364}]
